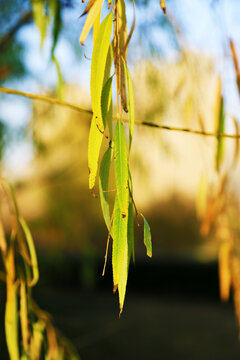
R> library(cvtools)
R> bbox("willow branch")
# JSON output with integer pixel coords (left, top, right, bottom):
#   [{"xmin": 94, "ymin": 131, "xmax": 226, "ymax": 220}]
[{"xmin": 1, "ymin": 86, "xmax": 240, "ymax": 139}]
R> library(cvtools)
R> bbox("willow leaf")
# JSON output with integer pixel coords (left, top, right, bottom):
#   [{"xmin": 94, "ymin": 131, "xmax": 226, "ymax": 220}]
[
  {"xmin": 88, "ymin": 115, "xmax": 103, "ymax": 191},
  {"xmin": 128, "ymin": 199, "xmax": 135, "ymax": 262},
  {"xmin": 49, "ymin": 0, "xmax": 62, "ymax": 56},
  {"xmin": 216, "ymin": 97, "xmax": 225, "ymax": 171},
  {"xmin": 20, "ymin": 281, "xmax": 29, "ymax": 353},
  {"xmin": 5, "ymin": 271, "xmax": 19, "ymax": 360},
  {"xmin": 112, "ymin": 195, "xmax": 128, "ymax": 290},
  {"xmin": 142, "ymin": 215, "xmax": 152, "ymax": 258},
  {"xmin": 32, "ymin": 0, "xmax": 48, "ymax": 48},
  {"xmin": 101, "ymin": 76, "xmax": 113, "ymax": 129},
  {"xmin": 114, "ymin": 120, "xmax": 129, "ymax": 217},
  {"xmin": 30, "ymin": 320, "xmax": 46, "ymax": 360},
  {"xmin": 123, "ymin": 59, "xmax": 135, "ymax": 149},
  {"xmin": 91, "ymin": 12, "xmax": 113, "ymax": 132},
  {"xmin": 19, "ymin": 217, "xmax": 39, "ymax": 287},
  {"xmin": 99, "ymin": 147, "xmax": 112, "ymax": 230},
  {"xmin": 79, "ymin": 0, "xmax": 104, "ymax": 45},
  {"xmin": 118, "ymin": 200, "xmax": 134, "ymax": 313},
  {"xmin": 93, "ymin": 9, "xmax": 101, "ymax": 44}
]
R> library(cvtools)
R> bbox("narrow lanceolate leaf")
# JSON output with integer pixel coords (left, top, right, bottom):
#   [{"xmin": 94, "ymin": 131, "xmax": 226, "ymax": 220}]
[
  {"xmin": 5, "ymin": 246, "xmax": 19, "ymax": 360},
  {"xmin": 19, "ymin": 217, "xmax": 39, "ymax": 287},
  {"xmin": 118, "ymin": 200, "xmax": 135, "ymax": 313},
  {"xmin": 128, "ymin": 199, "xmax": 135, "ymax": 263},
  {"xmin": 31, "ymin": 0, "xmax": 48, "ymax": 48},
  {"xmin": 142, "ymin": 215, "xmax": 152, "ymax": 258},
  {"xmin": 114, "ymin": 120, "xmax": 129, "ymax": 217},
  {"xmin": 112, "ymin": 195, "xmax": 128, "ymax": 291},
  {"xmin": 30, "ymin": 320, "xmax": 46, "ymax": 360},
  {"xmin": 99, "ymin": 147, "xmax": 112, "ymax": 230},
  {"xmin": 160, "ymin": 0, "xmax": 166, "ymax": 14},
  {"xmin": 215, "ymin": 97, "xmax": 225, "ymax": 171},
  {"xmin": 91, "ymin": 12, "xmax": 113, "ymax": 132},
  {"xmin": 20, "ymin": 281, "xmax": 29, "ymax": 353},
  {"xmin": 123, "ymin": 59, "xmax": 135, "ymax": 149},
  {"xmin": 101, "ymin": 76, "xmax": 113, "ymax": 129},
  {"xmin": 88, "ymin": 115, "xmax": 103, "ymax": 191},
  {"xmin": 93, "ymin": 8, "xmax": 101, "ymax": 44},
  {"xmin": 79, "ymin": 0, "xmax": 104, "ymax": 45}
]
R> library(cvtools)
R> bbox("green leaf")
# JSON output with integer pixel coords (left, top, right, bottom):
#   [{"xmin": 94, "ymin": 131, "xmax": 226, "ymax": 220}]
[
  {"xmin": 30, "ymin": 320, "xmax": 46, "ymax": 360},
  {"xmin": 118, "ymin": 199, "xmax": 135, "ymax": 313},
  {"xmin": 112, "ymin": 195, "xmax": 128, "ymax": 290},
  {"xmin": 128, "ymin": 199, "xmax": 135, "ymax": 263},
  {"xmin": 31, "ymin": 0, "xmax": 49, "ymax": 48},
  {"xmin": 142, "ymin": 215, "xmax": 152, "ymax": 258},
  {"xmin": 52, "ymin": 55, "xmax": 64, "ymax": 100},
  {"xmin": 88, "ymin": 115, "xmax": 103, "ymax": 191},
  {"xmin": 19, "ymin": 217, "xmax": 39, "ymax": 287},
  {"xmin": 50, "ymin": 0, "xmax": 62, "ymax": 56},
  {"xmin": 91, "ymin": 12, "xmax": 113, "ymax": 132},
  {"xmin": 5, "ymin": 271, "xmax": 19, "ymax": 360},
  {"xmin": 20, "ymin": 281, "xmax": 29, "ymax": 354},
  {"xmin": 101, "ymin": 76, "xmax": 113, "ymax": 129},
  {"xmin": 99, "ymin": 147, "xmax": 112, "ymax": 230},
  {"xmin": 114, "ymin": 120, "xmax": 129, "ymax": 217},
  {"xmin": 123, "ymin": 59, "xmax": 135, "ymax": 149},
  {"xmin": 79, "ymin": 0, "xmax": 104, "ymax": 45},
  {"xmin": 216, "ymin": 97, "xmax": 225, "ymax": 171}
]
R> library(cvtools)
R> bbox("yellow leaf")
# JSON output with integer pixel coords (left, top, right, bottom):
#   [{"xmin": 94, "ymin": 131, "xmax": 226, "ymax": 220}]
[{"xmin": 79, "ymin": 0, "xmax": 104, "ymax": 45}]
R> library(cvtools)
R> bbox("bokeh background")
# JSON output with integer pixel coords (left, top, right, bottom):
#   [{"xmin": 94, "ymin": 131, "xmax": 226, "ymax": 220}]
[{"xmin": 1, "ymin": 0, "xmax": 240, "ymax": 358}]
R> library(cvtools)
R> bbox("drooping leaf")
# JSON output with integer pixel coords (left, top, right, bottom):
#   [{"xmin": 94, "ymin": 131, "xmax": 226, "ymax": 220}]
[
  {"xmin": 31, "ymin": 0, "xmax": 49, "ymax": 48},
  {"xmin": 215, "ymin": 97, "xmax": 225, "ymax": 171},
  {"xmin": 141, "ymin": 215, "xmax": 152, "ymax": 258},
  {"xmin": 91, "ymin": 12, "xmax": 113, "ymax": 131},
  {"xmin": 101, "ymin": 76, "xmax": 113, "ymax": 129},
  {"xmin": 19, "ymin": 217, "xmax": 39, "ymax": 287},
  {"xmin": 112, "ymin": 195, "xmax": 128, "ymax": 291},
  {"xmin": 128, "ymin": 199, "xmax": 135, "ymax": 263},
  {"xmin": 118, "ymin": 199, "xmax": 135, "ymax": 313},
  {"xmin": 49, "ymin": 0, "xmax": 62, "ymax": 56},
  {"xmin": 99, "ymin": 146, "xmax": 112, "ymax": 230},
  {"xmin": 114, "ymin": 120, "xmax": 129, "ymax": 217},
  {"xmin": 88, "ymin": 115, "xmax": 103, "ymax": 191},
  {"xmin": 5, "ymin": 247, "xmax": 19, "ymax": 360},
  {"xmin": 20, "ymin": 281, "xmax": 29, "ymax": 353},
  {"xmin": 231, "ymin": 116, "xmax": 239, "ymax": 169},
  {"xmin": 79, "ymin": 0, "xmax": 104, "ymax": 45},
  {"xmin": 30, "ymin": 320, "xmax": 46, "ymax": 360},
  {"xmin": 123, "ymin": 59, "xmax": 135, "ymax": 149}
]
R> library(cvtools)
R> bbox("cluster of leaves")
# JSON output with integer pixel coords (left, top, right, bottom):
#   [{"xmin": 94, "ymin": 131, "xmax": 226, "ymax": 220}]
[
  {"xmin": 0, "ymin": 179, "xmax": 79, "ymax": 359},
  {"xmin": 79, "ymin": 0, "xmax": 154, "ymax": 313}
]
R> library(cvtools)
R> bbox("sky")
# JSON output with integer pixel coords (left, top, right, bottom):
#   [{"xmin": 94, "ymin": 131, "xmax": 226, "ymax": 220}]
[{"xmin": 1, "ymin": 0, "xmax": 240, "ymax": 176}]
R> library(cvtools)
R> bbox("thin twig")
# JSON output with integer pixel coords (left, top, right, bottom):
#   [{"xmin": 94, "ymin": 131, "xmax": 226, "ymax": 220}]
[{"xmin": 1, "ymin": 86, "xmax": 240, "ymax": 139}]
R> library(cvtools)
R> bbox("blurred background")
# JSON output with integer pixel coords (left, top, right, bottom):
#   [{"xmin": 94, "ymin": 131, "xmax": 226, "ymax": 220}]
[{"xmin": 1, "ymin": 0, "xmax": 240, "ymax": 358}]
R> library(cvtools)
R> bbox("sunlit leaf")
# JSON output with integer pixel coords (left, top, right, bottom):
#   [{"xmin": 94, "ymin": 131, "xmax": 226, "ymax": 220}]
[
  {"xmin": 112, "ymin": 195, "xmax": 128, "ymax": 291},
  {"xmin": 19, "ymin": 217, "xmax": 39, "ymax": 287},
  {"xmin": 93, "ymin": 8, "xmax": 101, "ymax": 44},
  {"xmin": 123, "ymin": 59, "xmax": 135, "ymax": 149},
  {"xmin": 79, "ymin": 0, "xmax": 104, "ymax": 45},
  {"xmin": 20, "ymin": 281, "xmax": 29, "ymax": 353},
  {"xmin": 52, "ymin": 55, "xmax": 64, "ymax": 100},
  {"xmin": 5, "ymin": 247, "xmax": 19, "ymax": 360},
  {"xmin": 88, "ymin": 115, "xmax": 103, "ymax": 191},
  {"xmin": 114, "ymin": 120, "xmax": 129, "ymax": 217},
  {"xmin": 160, "ymin": 0, "xmax": 166, "ymax": 14},
  {"xmin": 231, "ymin": 117, "xmax": 239, "ymax": 169},
  {"xmin": 196, "ymin": 173, "xmax": 208, "ymax": 219},
  {"xmin": 99, "ymin": 146, "xmax": 112, "ymax": 230},
  {"xmin": 30, "ymin": 320, "xmax": 46, "ymax": 360},
  {"xmin": 31, "ymin": 0, "xmax": 49, "ymax": 48},
  {"xmin": 91, "ymin": 12, "xmax": 113, "ymax": 131},
  {"xmin": 49, "ymin": 0, "xmax": 62, "ymax": 56}
]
